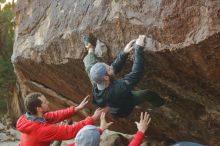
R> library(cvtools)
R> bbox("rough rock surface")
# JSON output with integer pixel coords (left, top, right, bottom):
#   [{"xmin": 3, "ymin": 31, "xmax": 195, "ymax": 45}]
[
  {"xmin": 11, "ymin": 0, "xmax": 220, "ymax": 145},
  {"xmin": 0, "ymin": 117, "xmax": 20, "ymax": 146}
]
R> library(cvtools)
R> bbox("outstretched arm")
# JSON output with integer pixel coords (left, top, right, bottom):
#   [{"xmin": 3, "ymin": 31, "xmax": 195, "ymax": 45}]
[
  {"xmin": 122, "ymin": 35, "xmax": 145, "ymax": 90},
  {"xmin": 38, "ymin": 117, "xmax": 94, "ymax": 142},
  {"xmin": 39, "ymin": 108, "xmax": 105, "ymax": 141},
  {"xmin": 44, "ymin": 96, "xmax": 89, "ymax": 124},
  {"xmin": 129, "ymin": 112, "xmax": 151, "ymax": 146},
  {"xmin": 111, "ymin": 40, "xmax": 135, "ymax": 74}
]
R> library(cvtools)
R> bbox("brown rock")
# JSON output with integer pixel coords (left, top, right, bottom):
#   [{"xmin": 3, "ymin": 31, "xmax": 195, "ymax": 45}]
[
  {"xmin": 11, "ymin": 0, "xmax": 220, "ymax": 145},
  {"xmin": 100, "ymin": 130, "xmax": 129, "ymax": 146}
]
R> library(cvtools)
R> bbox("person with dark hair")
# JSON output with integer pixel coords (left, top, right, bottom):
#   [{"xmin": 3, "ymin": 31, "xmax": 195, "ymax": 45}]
[
  {"xmin": 24, "ymin": 92, "xmax": 44, "ymax": 115},
  {"xmin": 16, "ymin": 92, "xmax": 105, "ymax": 146},
  {"xmin": 83, "ymin": 35, "xmax": 173, "ymax": 117}
]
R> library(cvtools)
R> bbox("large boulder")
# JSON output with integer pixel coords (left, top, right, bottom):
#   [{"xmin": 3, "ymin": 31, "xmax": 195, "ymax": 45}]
[{"xmin": 12, "ymin": 0, "xmax": 220, "ymax": 145}]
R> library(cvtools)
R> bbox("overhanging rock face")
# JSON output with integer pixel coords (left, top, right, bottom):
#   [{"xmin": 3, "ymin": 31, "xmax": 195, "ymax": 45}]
[{"xmin": 12, "ymin": 0, "xmax": 220, "ymax": 145}]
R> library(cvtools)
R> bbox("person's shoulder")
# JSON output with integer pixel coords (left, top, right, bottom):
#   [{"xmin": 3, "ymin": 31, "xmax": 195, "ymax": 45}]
[
  {"xmin": 17, "ymin": 115, "xmax": 47, "ymax": 126},
  {"xmin": 16, "ymin": 115, "xmax": 41, "ymax": 133},
  {"xmin": 111, "ymin": 79, "xmax": 125, "ymax": 85},
  {"xmin": 110, "ymin": 80, "xmax": 128, "ymax": 93},
  {"xmin": 111, "ymin": 79, "xmax": 127, "ymax": 87},
  {"xmin": 18, "ymin": 114, "xmax": 26, "ymax": 119}
]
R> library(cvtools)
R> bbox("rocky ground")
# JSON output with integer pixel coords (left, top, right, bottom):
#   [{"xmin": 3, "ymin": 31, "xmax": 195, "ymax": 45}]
[
  {"xmin": 0, "ymin": 114, "xmax": 19, "ymax": 146},
  {"xmin": 0, "ymin": 122, "xmax": 20, "ymax": 146}
]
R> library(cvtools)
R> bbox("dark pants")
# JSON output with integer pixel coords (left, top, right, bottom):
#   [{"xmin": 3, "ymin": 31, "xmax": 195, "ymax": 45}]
[{"xmin": 131, "ymin": 90, "xmax": 164, "ymax": 107}]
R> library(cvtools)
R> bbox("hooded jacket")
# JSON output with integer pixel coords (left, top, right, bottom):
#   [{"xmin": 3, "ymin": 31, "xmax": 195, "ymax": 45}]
[{"xmin": 16, "ymin": 106, "xmax": 94, "ymax": 146}]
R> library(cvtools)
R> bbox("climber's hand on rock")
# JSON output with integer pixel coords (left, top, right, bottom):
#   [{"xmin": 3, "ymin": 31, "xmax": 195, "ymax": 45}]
[
  {"xmin": 124, "ymin": 39, "xmax": 136, "ymax": 54},
  {"xmin": 136, "ymin": 35, "xmax": 146, "ymax": 47},
  {"xmin": 85, "ymin": 43, "xmax": 94, "ymax": 53}
]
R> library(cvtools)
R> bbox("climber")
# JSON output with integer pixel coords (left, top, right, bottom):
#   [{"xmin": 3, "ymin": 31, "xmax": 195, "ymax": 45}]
[
  {"xmin": 67, "ymin": 112, "xmax": 151, "ymax": 146},
  {"xmin": 83, "ymin": 34, "xmax": 175, "ymax": 117},
  {"xmin": 16, "ymin": 92, "xmax": 105, "ymax": 146}
]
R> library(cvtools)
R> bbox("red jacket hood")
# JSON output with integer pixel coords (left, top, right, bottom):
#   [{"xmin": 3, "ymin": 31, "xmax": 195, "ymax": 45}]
[{"xmin": 16, "ymin": 115, "xmax": 40, "ymax": 134}]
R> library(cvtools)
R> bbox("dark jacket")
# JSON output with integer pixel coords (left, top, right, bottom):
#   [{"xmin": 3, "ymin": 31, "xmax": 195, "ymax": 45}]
[{"xmin": 83, "ymin": 45, "xmax": 144, "ymax": 117}]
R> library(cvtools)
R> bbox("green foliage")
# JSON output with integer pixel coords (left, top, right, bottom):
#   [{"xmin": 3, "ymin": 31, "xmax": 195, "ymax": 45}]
[
  {"xmin": 0, "ymin": 56, "xmax": 16, "ymax": 89},
  {"xmin": 0, "ymin": 3, "xmax": 14, "ymax": 58},
  {"xmin": 0, "ymin": 2, "xmax": 15, "ymax": 106},
  {"xmin": 0, "ymin": 0, "xmax": 6, "ymax": 4},
  {"xmin": 0, "ymin": 98, "xmax": 7, "ymax": 111}
]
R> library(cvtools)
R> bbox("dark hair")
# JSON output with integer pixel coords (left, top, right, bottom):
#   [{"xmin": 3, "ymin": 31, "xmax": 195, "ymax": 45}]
[{"xmin": 24, "ymin": 92, "xmax": 43, "ymax": 115}]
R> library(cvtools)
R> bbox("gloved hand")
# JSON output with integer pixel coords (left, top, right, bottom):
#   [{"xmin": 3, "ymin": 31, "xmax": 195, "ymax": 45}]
[
  {"xmin": 135, "ymin": 35, "xmax": 146, "ymax": 47},
  {"xmin": 123, "ymin": 39, "xmax": 136, "ymax": 54}
]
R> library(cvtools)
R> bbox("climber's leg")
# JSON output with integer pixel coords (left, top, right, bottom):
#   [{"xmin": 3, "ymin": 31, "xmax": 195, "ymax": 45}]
[{"xmin": 131, "ymin": 90, "xmax": 164, "ymax": 107}]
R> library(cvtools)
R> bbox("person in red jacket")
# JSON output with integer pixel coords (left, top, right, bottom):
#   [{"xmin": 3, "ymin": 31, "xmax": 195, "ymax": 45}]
[
  {"xmin": 16, "ymin": 92, "xmax": 105, "ymax": 146},
  {"xmin": 68, "ymin": 112, "xmax": 151, "ymax": 146}
]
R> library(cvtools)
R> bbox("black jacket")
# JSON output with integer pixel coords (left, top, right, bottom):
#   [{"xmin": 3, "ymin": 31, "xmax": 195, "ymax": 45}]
[{"xmin": 83, "ymin": 45, "xmax": 144, "ymax": 117}]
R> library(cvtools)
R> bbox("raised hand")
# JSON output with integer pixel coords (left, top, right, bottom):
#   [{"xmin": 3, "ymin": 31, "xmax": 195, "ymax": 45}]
[
  {"xmin": 135, "ymin": 112, "xmax": 151, "ymax": 133},
  {"xmin": 91, "ymin": 108, "xmax": 105, "ymax": 121},
  {"xmin": 100, "ymin": 112, "xmax": 113, "ymax": 130},
  {"xmin": 75, "ymin": 95, "xmax": 90, "ymax": 112},
  {"xmin": 124, "ymin": 39, "xmax": 136, "ymax": 54}
]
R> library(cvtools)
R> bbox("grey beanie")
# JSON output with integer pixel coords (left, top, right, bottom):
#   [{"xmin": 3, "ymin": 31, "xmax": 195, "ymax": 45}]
[
  {"xmin": 90, "ymin": 62, "xmax": 107, "ymax": 90},
  {"xmin": 75, "ymin": 125, "xmax": 100, "ymax": 146}
]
